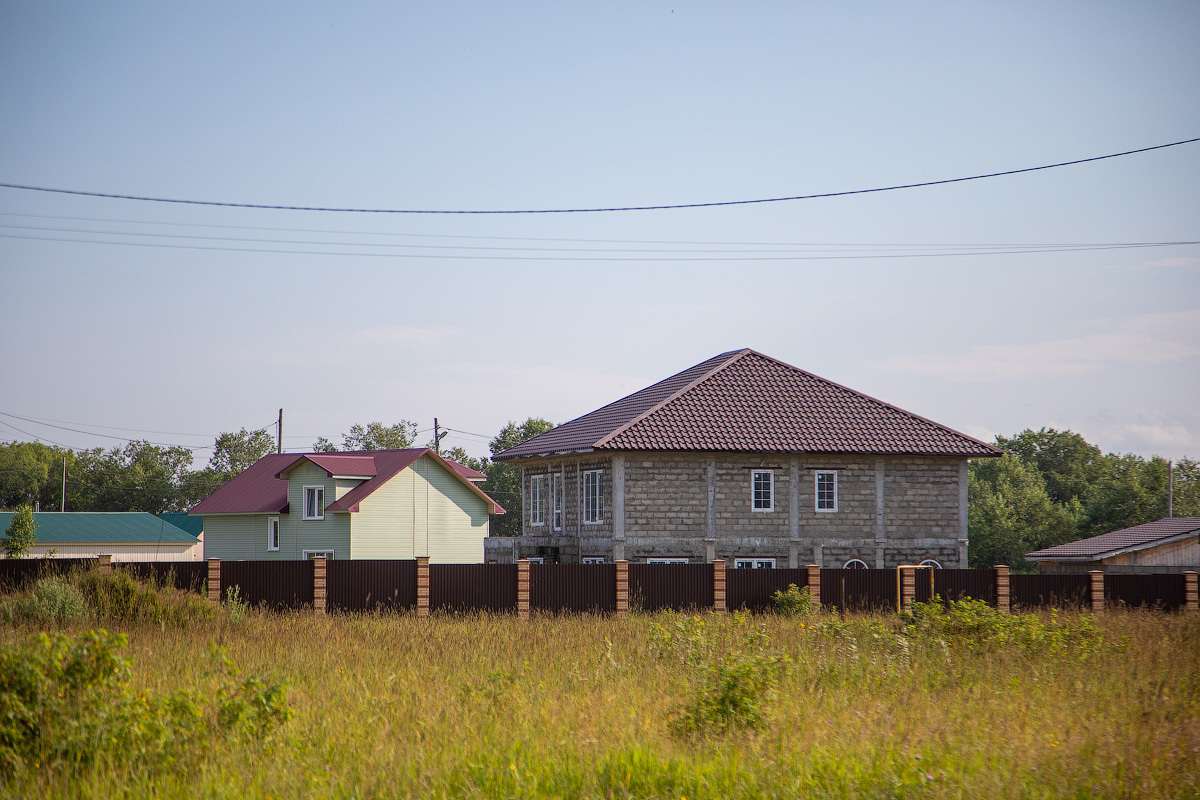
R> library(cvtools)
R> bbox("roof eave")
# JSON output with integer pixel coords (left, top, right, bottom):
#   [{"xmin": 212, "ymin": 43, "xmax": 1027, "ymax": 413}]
[{"xmin": 1026, "ymin": 529, "xmax": 1200, "ymax": 562}]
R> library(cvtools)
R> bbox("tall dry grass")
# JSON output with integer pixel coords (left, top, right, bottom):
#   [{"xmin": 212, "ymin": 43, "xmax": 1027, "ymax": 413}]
[{"xmin": 3, "ymin": 605, "xmax": 1198, "ymax": 799}]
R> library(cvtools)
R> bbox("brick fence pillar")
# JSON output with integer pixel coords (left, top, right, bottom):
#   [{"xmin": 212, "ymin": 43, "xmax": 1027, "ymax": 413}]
[
  {"xmin": 712, "ymin": 559, "xmax": 726, "ymax": 613},
  {"xmin": 96, "ymin": 554, "xmax": 112, "ymax": 572},
  {"xmin": 517, "ymin": 559, "xmax": 530, "ymax": 619},
  {"xmin": 807, "ymin": 564, "xmax": 822, "ymax": 608},
  {"xmin": 312, "ymin": 556, "xmax": 326, "ymax": 615},
  {"xmin": 899, "ymin": 566, "xmax": 916, "ymax": 614},
  {"xmin": 416, "ymin": 556, "xmax": 430, "ymax": 618},
  {"xmin": 1089, "ymin": 570, "xmax": 1105, "ymax": 613},
  {"xmin": 615, "ymin": 559, "xmax": 629, "ymax": 616},
  {"xmin": 995, "ymin": 565, "xmax": 1011, "ymax": 613},
  {"xmin": 207, "ymin": 558, "xmax": 221, "ymax": 607},
  {"xmin": 1184, "ymin": 571, "xmax": 1198, "ymax": 613}
]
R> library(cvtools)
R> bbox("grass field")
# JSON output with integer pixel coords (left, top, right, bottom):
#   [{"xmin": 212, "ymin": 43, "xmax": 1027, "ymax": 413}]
[{"xmin": 2, "ymin": 594, "xmax": 1199, "ymax": 799}]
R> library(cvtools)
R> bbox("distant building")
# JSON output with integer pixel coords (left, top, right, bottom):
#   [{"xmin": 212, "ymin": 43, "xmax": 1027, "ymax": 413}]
[
  {"xmin": 0, "ymin": 512, "xmax": 202, "ymax": 561},
  {"xmin": 489, "ymin": 349, "xmax": 999, "ymax": 567},
  {"xmin": 1026, "ymin": 517, "xmax": 1200, "ymax": 574}
]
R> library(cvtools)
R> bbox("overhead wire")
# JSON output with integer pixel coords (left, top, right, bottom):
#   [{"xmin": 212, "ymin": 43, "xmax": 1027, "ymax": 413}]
[{"xmin": 1, "ymin": 136, "xmax": 1197, "ymax": 214}]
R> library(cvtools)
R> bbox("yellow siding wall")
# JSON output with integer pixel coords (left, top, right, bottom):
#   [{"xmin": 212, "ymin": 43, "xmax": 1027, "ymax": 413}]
[{"xmin": 352, "ymin": 455, "xmax": 488, "ymax": 562}]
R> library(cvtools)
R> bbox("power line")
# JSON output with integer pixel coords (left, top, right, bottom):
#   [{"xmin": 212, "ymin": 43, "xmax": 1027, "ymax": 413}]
[{"xmin": 1, "ymin": 136, "xmax": 1196, "ymax": 214}]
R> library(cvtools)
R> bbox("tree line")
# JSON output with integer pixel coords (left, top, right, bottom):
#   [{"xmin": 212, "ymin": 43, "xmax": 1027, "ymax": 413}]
[{"xmin": 1, "ymin": 422, "xmax": 1193, "ymax": 570}]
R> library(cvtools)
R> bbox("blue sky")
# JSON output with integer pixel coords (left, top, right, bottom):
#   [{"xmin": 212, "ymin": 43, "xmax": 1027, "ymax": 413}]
[{"xmin": 1, "ymin": 2, "xmax": 1197, "ymax": 466}]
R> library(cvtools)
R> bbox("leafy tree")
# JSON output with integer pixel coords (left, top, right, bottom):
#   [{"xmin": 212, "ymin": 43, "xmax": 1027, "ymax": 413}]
[
  {"xmin": 482, "ymin": 418, "xmax": 555, "ymax": 537},
  {"xmin": 209, "ymin": 428, "xmax": 275, "ymax": 475},
  {"xmin": 1079, "ymin": 454, "xmax": 1178, "ymax": 536},
  {"xmin": 995, "ymin": 428, "xmax": 1102, "ymax": 505},
  {"xmin": 2, "ymin": 503, "xmax": 38, "ymax": 558},
  {"xmin": 72, "ymin": 441, "xmax": 196, "ymax": 514},
  {"xmin": 0, "ymin": 441, "xmax": 76, "ymax": 511},
  {"xmin": 313, "ymin": 421, "xmax": 418, "ymax": 452}
]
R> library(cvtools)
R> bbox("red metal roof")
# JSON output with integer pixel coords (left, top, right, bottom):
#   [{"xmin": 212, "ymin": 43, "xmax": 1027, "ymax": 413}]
[
  {"xmin": 444, "ymin": 459, "xmax": 486, "ymax": 482},
  {"xmin": 496, "ymin": 349, "xmax": 1000, "ymax": 460},
  {"xmin": 190, "ymin": 449, "xmax": 504, "ymax": 516},
  {"xmin": 1026, "ymin": 517, "xmax": 1200, "ymax": 561}
]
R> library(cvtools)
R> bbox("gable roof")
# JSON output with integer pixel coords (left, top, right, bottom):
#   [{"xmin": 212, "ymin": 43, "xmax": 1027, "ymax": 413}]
[
  {"xmin": 189, "ymin": 449, "xmax": 504, "ymax": 516},
  {"xmin": 159, "ymin": 513, "xmax": 203, "ymax": 538},
  {"xmin": 1026, "ymin": 517, "xmax": 1200, "ymax": 562},
  {"xmin": 495, "ymin": 349, "xmax": 1000, "ymax": 460},
  {"xmin": 0, "ymin": 512, "xmax": 199, "ymax": 545}
]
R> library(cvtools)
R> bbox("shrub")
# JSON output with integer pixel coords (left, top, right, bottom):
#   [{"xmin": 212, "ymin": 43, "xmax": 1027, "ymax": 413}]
[
  {"xmin": 0, "ymin": 576, "xmax": 88, "ymax": 626},
  {"xmin": 772, "ymin": 583, "xmax": 817, "ymax": 617},
  {"xmin": 0, "ymin": 629, "xmax": 293, "ymax": 780},
  {"xmin": 225, "ymin": 585, "xmax": 249, "ymax": 622},
  {"xmin": 1, "ymin": 505, "xmax": 37, "ymax": 559},
  {"xmin": 905, "ymin": 597, "xmax": 1108, "ymax": 657},
  {"xmin": 75, "ymin": 568, "xmax": 214, "ymax": 627}
]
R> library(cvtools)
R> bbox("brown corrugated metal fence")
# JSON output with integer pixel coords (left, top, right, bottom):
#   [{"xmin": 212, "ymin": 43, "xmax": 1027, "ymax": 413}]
[
  {"xmin": 821, "ymin": 568, "xmax": 897, "ymax": 611},
  {"xmin": 530, "ymin": 564, "xmax": 617, "ymax": 613},
  {"xmin": 629, "ymin": 564, "xmax": 714, "ymax": 611},
  {"xmin": 326, "ymin": 559, "xmax": 418, "ymax": 612},
  {"xmin": 1010, "ymin": 574, "xmax": 1090, "ymax": 609},
  {"xmin": 221, "ymin": 560, "xmax": 314, "ymax": 611},
  {"xmin": 1104, "ymin": 573, "xmax": 1186, "ymax": 610},
  {"xmin": 725, "ymin": 568, "xmax": 810, "ymax": 612},
  {"xmin": 933, "ymin": 569, "xmax": 997, "ymax": 606},
  {"xmin": 430, "ymin": 563, "xmax": 518, "ymax": 613},
  {"xmin": 0, "ymin": 558, "xmax": 97, "ymax": 593},
  {"xmin": 117, "ymin": 561, "xmax": 208, "ymax": 592}
]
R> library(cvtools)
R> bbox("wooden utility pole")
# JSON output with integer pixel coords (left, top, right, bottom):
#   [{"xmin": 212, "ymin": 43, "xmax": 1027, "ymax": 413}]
[
  {"xmin": 277, "ymin": 408, "xmax": 283, "ymax": 455},
  {"xmin": 61, "ymin": 456, "xmax": 67, "ymax": 512},
  {"xmin": 433, "ymin": 417, "xmax": 441, "ymax": 454},
  {"xmin": 1168, "ymin": 460, "xmax": 1174, "ymax": 518}
]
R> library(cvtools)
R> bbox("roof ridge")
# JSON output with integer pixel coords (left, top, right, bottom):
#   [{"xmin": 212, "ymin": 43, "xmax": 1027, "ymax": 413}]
[
  {"xmin": 737, "ymin": 349, "xmax": 1001, "ymax": 454},
  {"xmin": 592, "ymin": 349, "xmax": 751, "ymax": 449}
]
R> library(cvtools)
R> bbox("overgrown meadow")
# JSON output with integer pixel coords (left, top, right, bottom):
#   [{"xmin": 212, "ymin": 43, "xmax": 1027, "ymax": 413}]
[{"xmin": 1, "ymin": 570, "xmax": 1198, "ymax": 799}]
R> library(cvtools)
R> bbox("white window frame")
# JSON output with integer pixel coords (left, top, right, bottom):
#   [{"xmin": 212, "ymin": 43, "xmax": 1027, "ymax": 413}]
[
  {"xmin": 647, "ymin": 558, "xmax": 689, "ymax": 564},
  {"xmin": 919, "ymin": 559, "xmax": 942, "ymax": 569},
  {"xmin": 582, "ymin": 556, "xmax": 605, "ymax": 565},
  {"xmin": 843, "ymin": 558, "xmax": 869, "ymax": 569},
  {"xmin": 815, "ymin": 471, "xmax": 838, "ymax": 513},
  {"xmin": 529, "ymin": 475, "xmax": 546, "ymax": 527},
  {"xmin": 583, "ymin": 469, "xmax": 603, "ymax": 524},
  {"xmin": 735, "ymin": 558, "xmax": 776, "ymax": 569},
  {"xmin": 303, "ymin": 485, "xmax": 325, "ymax": 520},
  {"xmin": 525, "ymin": 556, "xmax": 544, "ymax": 564},
  {"xmin": 267, "ymin": 517, "xmax": 279, "ymax": 551},
  {"xmin": 751, "ymin": 470, "xmax": 775, "ymax": 512},
  {"xmin": 552, "ymin": 472, "xmax": 563, "ymax": 531},
  {"xmin": 302, "ymin": 549, "xmax": 334, "ymax": 560}
]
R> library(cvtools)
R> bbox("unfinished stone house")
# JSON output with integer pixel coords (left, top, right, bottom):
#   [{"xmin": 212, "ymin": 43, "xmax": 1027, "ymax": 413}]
[{"xmin": 486, "ymin": 349, "xmax": 999, "ymax": 568}]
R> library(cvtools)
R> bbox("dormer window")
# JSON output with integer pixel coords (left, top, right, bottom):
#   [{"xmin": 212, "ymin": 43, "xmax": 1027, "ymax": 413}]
[{"xmin": 303, "ymin": 486, "xmax": 325, "ymax": 520}]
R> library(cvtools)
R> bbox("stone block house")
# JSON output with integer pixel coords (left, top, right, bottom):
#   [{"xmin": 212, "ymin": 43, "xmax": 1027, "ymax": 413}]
[{"xmin": 487, "ymin": 349, "xmax": 999, "ymax": 568}]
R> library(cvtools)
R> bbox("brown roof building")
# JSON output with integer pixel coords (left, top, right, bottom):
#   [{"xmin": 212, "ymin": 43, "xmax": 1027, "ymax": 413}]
[
  {"xmin": 1026, "ymin": 517, "xmax": 1200, "ymax": 574},
  {"xmin": 489, "ymin": 349, "xmax": 999, "ymax": 567}
]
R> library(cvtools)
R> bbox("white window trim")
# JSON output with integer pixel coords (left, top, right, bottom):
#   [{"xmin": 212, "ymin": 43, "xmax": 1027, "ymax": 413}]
[
  {"xmin": 919, "ymin": 559, "xmax": 942, "ymax": 569},
  {"xmin": 735, "ymin": 558, "xmax": 776, "ymax": 569},
  {"xmin": 267, "ymin": 517, "xmax": 279, "ymax": 551},
  {"xmin": 303, "ymin": 485, "xmax": 325, "ymax": 520},
  {"xmin": 751, "ymin": 469, "xmax": 775, "ymax": 512},
  {"xmin": 582, "ymin": 556, "xmax": 605, "ymax": 565},
  {"xmin": 815, "ymin": 470, "xmax": 839, "ymax": 513},
  {"xmin": 530, "ymin": 475, "xmax": 546, "ymax": 527},
  {"xmin": 526, "ymin": 556, "xmax": 544, "ymax": 564},
  {"xmin": 647, "ymin": 558, "xmax": 689, "ymax": 564},
  {"xmin": 844, "ymin": 558, "xmax": 869, "ymax": 569},
  {"xmin": 552, "ymin": 472, "xmax": 563, "ymax": 531},
  {"xmin": 302, "ymin": 549, "xmax": 334, "ymax": 560},
  {"xmin": 583, "ymin": 469, "xmax": 604, "ymax": 524}
]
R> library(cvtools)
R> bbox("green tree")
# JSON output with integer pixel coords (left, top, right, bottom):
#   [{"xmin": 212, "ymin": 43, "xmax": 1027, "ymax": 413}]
[
  {"xmin": 72, "ymin": 441, "xmax": 196, "ymax": 514},
  {"xmin": 313, "ymin": 421, "xmax": 419, "ymax": 452},
  {"xmin": 1080, "ymin": 454, "xmax": 1177, "ymax": 536},
  {"xmin": 995, "ymin": 428, "xmax": 1102, "ymax": 505},
  {"xmin": 209, "ymin": 428, "xmax": 275, "ymax": 475},
  {"xmin": 0, "ymin": 441, "xmax": 75, "ymax": 511},
  {"xmin": 482, "ymin": 418, "xmax": 555, "ymax": 537},
  {"xmin": 2, "ymin": 503, "xmax": 38, "ymax": 558}
]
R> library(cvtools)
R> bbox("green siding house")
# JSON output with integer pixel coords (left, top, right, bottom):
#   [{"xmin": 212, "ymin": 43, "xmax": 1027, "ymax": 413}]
[{"xmin": 191, "ymin": 449, "xmax": 503, "ymax": 562}]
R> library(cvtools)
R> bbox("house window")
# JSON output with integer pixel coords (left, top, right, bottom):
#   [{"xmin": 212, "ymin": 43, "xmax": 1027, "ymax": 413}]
[
  {"xmin": 752, "ymin": 470, "xmax": 775, "ymax": 511},
  {"xmin": 526, "ymin": 557, "xmax": 544, "ymax": 564},
  {"xmin": 919, "ymin": 559, "xmax": 942, "ymax": 569},
  {"xmin": 303, "ymin": 486, "xmax": 325, "ymax": 520},
  {"xmin": 267, "ymin": 517, "xmax": 279, "ymax": 551},
  {"xmin": 530, "ymin": 475, "xmax": 546, "ymax": 526},
  {"xmin": 303, "ymin": 550, "xmax": 334, "ymax": 560},
  {"xmin": 582, "ymin": 556, "xmax": 605, "ymax": 565},
  {"xmin": 583, "ymin": 470, "xmax": 603, "ymax": 524},
  {"xmin": 844, "ymin": 558, "xmax": 868, "ymax": 569},
  {"xmin": 552, "ymin": 473, "xmax": 563, "ymax": 531},
  {"xmin": 735, "ymin": 558, "xmax": 776, "ymax": 569},
  {"xmin": 647, "ymin": 558, "xmax": 690, "ymax": 564},
  {"xmin": 815, "ymin": 471, "xmax": 838, "ymax": 512}
]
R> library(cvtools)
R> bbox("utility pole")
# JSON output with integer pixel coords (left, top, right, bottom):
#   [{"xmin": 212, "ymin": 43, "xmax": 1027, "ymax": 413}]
[
  {"xmin": 433, "ymin": 417, "xmax": 441, "ymax": 454},
  {"xmin": 1168, "ymin": 460, "xmax": 1174, "ymax": 518},
  {"xmin": 61, "ymin": 456, "xmax": 67, "ymax": 512},
  {"xmin": 277, "ymin": 408, "xmax": 283, "ymax": 455}
]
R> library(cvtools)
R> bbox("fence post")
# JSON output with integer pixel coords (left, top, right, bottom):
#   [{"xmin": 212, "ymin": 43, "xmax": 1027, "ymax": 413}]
[
  {"xmin": 416, "ymin": 556, "xmax": 430, "ymax": 618},
  {"xmin": 712, "ymin": 559, "xmax": 726, "ymax": 613},
  {"xmin": 207, "ymin": 558, "xmax": 221, "ymax": 607},
  {"xmin": 1089, "ymin": 570, "xmax": 1105, "ymax": 613},
  {"xmin": 995, "ymin": 565, "xmax": 1010, "ymax": 613},
  {"xmin": 517, "ymin": 559, "xmax": 530, "ymax": 619},
  {"xmin": 615, "ymin": 559, "xmax": 629, "ymax": 617},
  {"xmin": 899, "ymin": 565, "xmax": 915, "ymax": 614},
  {"xmin": 96, "ymin": 554, "xmax": 112, "ymax": 572},
  {"xmin": 807, "ymin": 564, "xmax": 821, "ymax": 608},
  {"xmin": 1184, "ymin": 571, "xmax": 1198, "ymax": 613},
  {"xmin": 312, "ymin": 556, "xmax": 326, "ymax": 615}
]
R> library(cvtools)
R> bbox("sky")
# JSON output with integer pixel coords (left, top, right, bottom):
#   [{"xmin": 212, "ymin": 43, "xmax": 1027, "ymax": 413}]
[{"xmin": 1, "ymin": 2, "xmax": 1198, "ymax": 468}]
